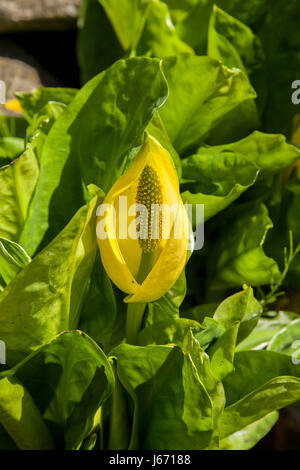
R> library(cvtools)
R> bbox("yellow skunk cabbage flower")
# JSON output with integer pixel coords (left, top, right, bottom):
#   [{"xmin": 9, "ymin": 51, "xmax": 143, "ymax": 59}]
[
  {"xmin": 5, "ymin": 99, "xmax": 23, "ymax": 114},
  {"xmin": 96, "ymin": 135, "xmax": 189, "ymax": 303}
]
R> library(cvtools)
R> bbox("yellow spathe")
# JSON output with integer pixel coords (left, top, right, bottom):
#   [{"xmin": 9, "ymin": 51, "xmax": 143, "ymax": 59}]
[{"xmin": 96, "ymin": 135, "xmax": 189, "ymax": 303}]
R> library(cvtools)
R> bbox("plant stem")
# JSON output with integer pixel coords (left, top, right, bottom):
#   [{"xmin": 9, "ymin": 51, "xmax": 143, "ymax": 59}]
[
  {"xmin": 125, "ymin": 251, "xmax": 156, "ymax": 344},
  {"xmin": 125, "ymin": 302, "xmax": 146, "ymax": 345}
]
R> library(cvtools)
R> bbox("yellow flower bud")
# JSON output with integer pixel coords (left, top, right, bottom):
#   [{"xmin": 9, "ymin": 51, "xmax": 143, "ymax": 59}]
[
  {"xmin": 96, "ymin": 135, "xmax": 189, "ymax": 303},
  {"xmin": 5, "ymin": 99, "xmax": 23, "ymax": 114}
]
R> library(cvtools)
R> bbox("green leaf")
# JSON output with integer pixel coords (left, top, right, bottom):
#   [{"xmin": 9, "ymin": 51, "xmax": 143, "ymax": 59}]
[
  {"xmin": 221, "ymin": 376, "xmax": 300, "ymax": 445},
  {"xmin": 160, "ymin": 54, "xmax": 256, "ymax": 153},
  {"xmin": 15, "ymin": 88, "xmax": 78, "ymax": 122},
  {"xmin": 219, "ymin": 411, "xmax": 279, "ymax": 450},
  {"xmin": 237, "ymin": 311, "xmax": 299, "ymax": 352},
  {"xmin": 0, "ymin": 147, "xmax": 39, "ymax": 242},
  {"xmin": 137, "ymin": 317, "xmax": 200, "ymax": 347},
  {"xmin": 287, "ymin": 179, "xmax": 300, "ymax": 240},
  {"xmin": 216, "ymin": 0, "xmax": 268, "ymax": 25},
  {"xmin": 194, "ymin": 288, "xmax": 263, "ymax": 381},
  {"xmin": 136, "ymin": 0, "xmax": 194, "ymax": 57},
  {"xmin": 111, "ymin": 337, "xmax": 224, "ymax": 450},
  {"xmin": 220, "ymin": 349, "xmax": 300, "ymax": 449},
  {"xmin": 0, "ymin": 137, "xmax": 24, "ymax": 165},
  {"xmin": 0, "ymin": 115, "xmax": 27, "ymax": 139},
  {"xmin": 209, "ymin": 203, "xmax": 280, "ymax": 291},
  {"xmin": 2, "ymin": 331, "xmax": 114, "ymax": 450},
  {"xmin": 98, "ymin": 0, "xmax": 150, "ymax": 51},
  {"xmin": 213, "ymin": 287, "xmax": 263, "ymax": 343},
  {"xmin": 135, "ymin": 270, "xmax": 194, "ymax": 348},
  {"xmin": 267, "ymin": 319, "xmax": 300, "ymax": 355},
  {"xmin": 0, "ymin": 237, "xmax": 31, "ymax": 285},
  {"xmin": 0, "ymin": 424, "xmax": 18, "ymax": 450},
  {"xmin": 223, "ymin": 350, "xmax": 300, "ymax": 405},
  {"xmin": 163, "ymin": 0, "xmax": 200, "ymax": 23},
  {"xmin": 195, "ymin": 131, "xmax": 300, "ymax": 177},
  {"xmin": 207, "ymin": 322, "xmax": 239, "ymax": 381},
  {"xmin": 79, "ymin": 252, "xmax": 117, "ymax": 346},
  {"xmin": 20, "ymin": 57, "xmax": 168, "ymax": 255},
  {"xmin": 194, "ymin": 317, "xmax": 225, "ymax": 350},
  {"xmin": 107, "ymin": 360, "xmax": 132, "ymax": 450},
  {"xmin": 184, "ymin": 303, "xmax": 219, "ymax": 323},
  {"xmin": 257, "ymin": 0, "xmax": 300, "ymax": 136},
  {"xmin": 181, "ymin": 149, "xmax": 258, "ymax": 221},
  {"xmin": 0, "ymin": 197, "xmax": 98, "ymax": 366},
  {"xmin": 25, "ymin": 101, "xmax": 68, "ymax": 164},
  {"xmin": 176, "ymin": 0, "xmax": 214, "ymax": 54},
  {"xmin": 146, "ymin": 269, "xmax": 187, "ymax": 325},
  {"xmin": 206, "ymin": 5, "xmax": 263, "ymax": 143},
  {"xmin": 77, "ymin": 0, "xmax": 124, "ymax": 83},
  {"xmin": 208, "ymin": 5, "xmax": 263, "ymax": 76},
  {"xmin": 0, "ymin": 375, "xmax": 54, "ymax": 450}
]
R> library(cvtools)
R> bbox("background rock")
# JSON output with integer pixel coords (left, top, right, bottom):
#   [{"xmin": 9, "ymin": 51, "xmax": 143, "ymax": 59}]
[
  {"xmin": 0, "ymin": 41, "xmax": 59, "ymax": 115},
  {"xmin": 0, "ymin": 0, "xmax": 82, "ymax": 33}
]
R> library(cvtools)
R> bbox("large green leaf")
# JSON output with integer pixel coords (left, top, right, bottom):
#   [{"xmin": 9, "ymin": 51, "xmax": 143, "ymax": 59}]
[
  {"xmin": 193, "ymin": 131, "xmax": 300, "ymax": 178},
  {"xmin": 1, "ymin": 331, "xmax": 114, "ymax": 450},
  {"xmin": 0, "ymin": 197, "xmax": 98, "ymax": 366},
  {"xmin": 237, "ymin": 311, "xmax": 299, "ymax": 352},
  {"xmin": 223, "ymin": 349, "xmax": 300, "ymax": 405},
  {"xmin": 196, "ymin": 288, "xmax": 262, "ymax": 380},
  {"xmin": 208, "ymin": 5, "xmax": 263, "ymax": 76},
  {"xmin": 219, "ymin": 411, "xmax": 279, "ymax": 450},
  {"xmin": 111, "ymin": 332, "xmax": 224, "ymax": 450},
  {"xmin": 0, "ymin": 147, "xmax": 39, "ymax": 242},
  {"xmin": 0, "ymin": 98, "xmax": 71, "ymax": 248},
  {"xmin": 220, "ymin": 349, "xmax": 300, "ymax": 449},
  {"xmin": 19, "ymin": 57, "xmax": 168, "ymax": 255},
  {"xmin": 98, "ymin": 0, "xmax": 150, "ymax": 51},
  {"xmin": 79, "ymin": 251, "xmax": 117, "ymax": 347},
  {"xmin": 208, "ymin": 203, "xmax": 280, "ymax": 291},
  {"xmin": 221, "ymin": 376, "xmax": 300, "ymax": 443},
  {"xmin": 257, "ymin": 0, "xmax": 300, "ymax": 137},
  {"xmin": 176, "ymin": 0, "xmax": 214, "ymax": 54},
  {"xmin": 160, "ymin": 55, "xmax": 256, "ymax": 153},
  {"xmin": 77, "ymin": 0, "xmax": 124, "ymax": 83},
  {"xmin": 181, "ymin": 148, "xmax": 258, "ymax": 220},
  {"xmin": 0, "ymin": 375, "xmax": 54, "ymax": 450},
  {"xmin": 136, "ymin": 0, "xmax": 194, "ymax": 57},
  {"xmin": 206, "ymin": 5, "xmax": 262, "ymax": 143}
]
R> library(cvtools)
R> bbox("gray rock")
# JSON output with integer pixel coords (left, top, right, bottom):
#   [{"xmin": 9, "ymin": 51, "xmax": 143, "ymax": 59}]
[
  {"xmin": 0, "ymin": 41, "xmax": 59, "ymax": 115},
  {"xmin": 0, "ymin": 0, "xmax": 82, "ymax": 33}
]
